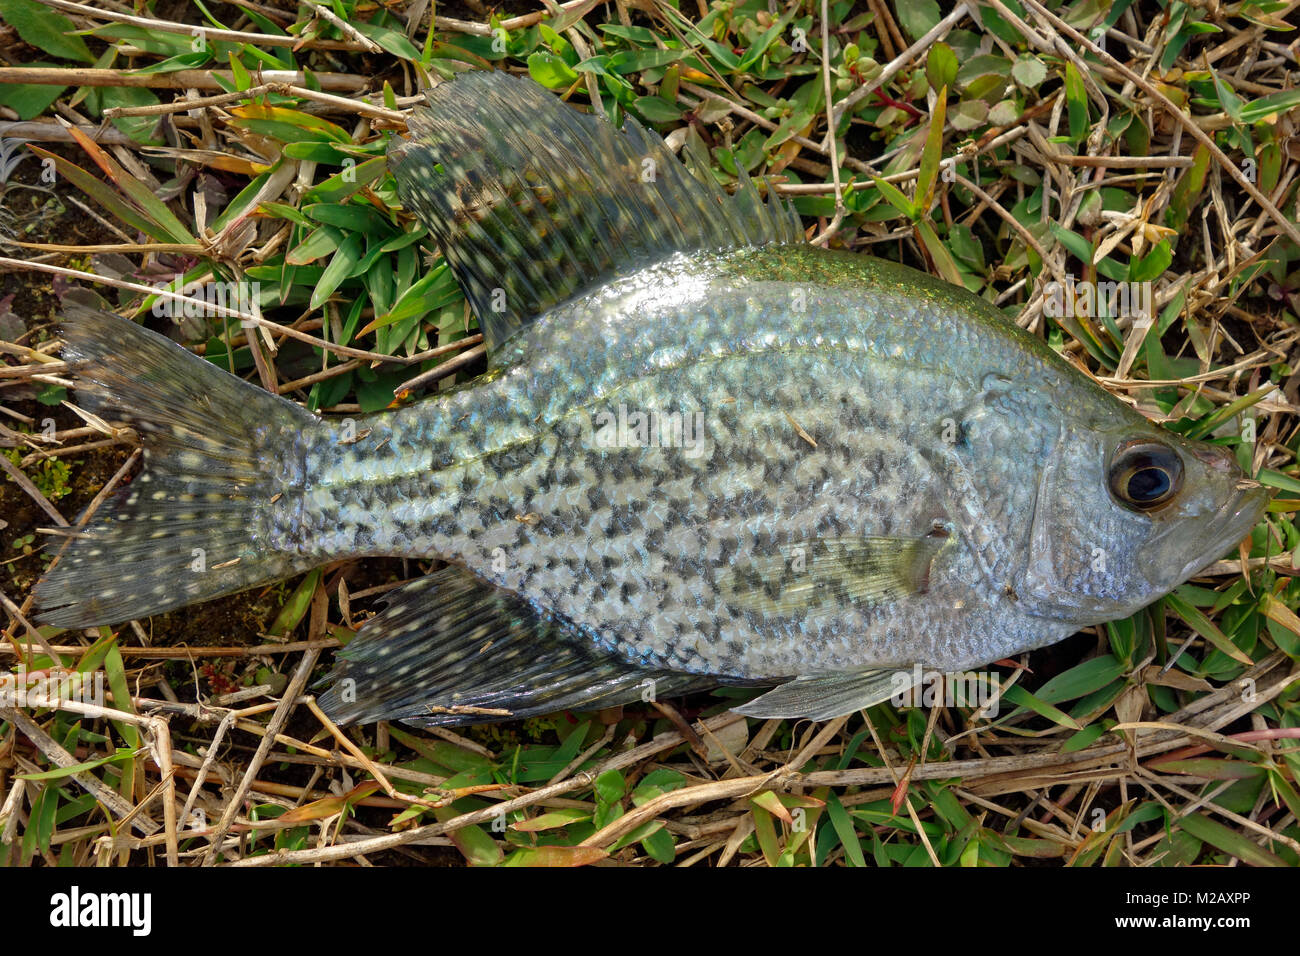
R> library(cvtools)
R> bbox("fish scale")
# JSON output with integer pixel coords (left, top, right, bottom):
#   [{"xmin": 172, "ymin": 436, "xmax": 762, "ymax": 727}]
[{"xmin": 35, "ymin": 73, "xmax": 1268, "ymax": 726}]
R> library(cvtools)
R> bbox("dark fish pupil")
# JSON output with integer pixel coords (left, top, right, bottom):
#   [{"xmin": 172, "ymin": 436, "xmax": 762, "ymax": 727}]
[{"xmin": 1128, "ymin": 467, "xmax": 1170, "ymax": 502}]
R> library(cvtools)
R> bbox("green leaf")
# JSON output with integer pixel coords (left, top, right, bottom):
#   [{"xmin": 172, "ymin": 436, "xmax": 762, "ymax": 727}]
[
  {"xmin": 311, "ymin": 233, "xmax": 364, "ymax": 309},
  {"xmin": 229, "ymin": 51, "xmax": 251, "ymax": 91},
  {"xmin": 1165, "ymin": 589, "xmax": 1254, "ymax": 666},
  {"xmin": 1239, "ymin": 87, "xmax": 1300, "ymax": 124},
  {"xmin": 19, "ymin": 748, "xmax": 138, "ymax": 781},
  {"xmin": 1011, "ymin": 54, "xmax": 1047, "ymax": 88},
  {"xmin": 36, "ymin": 384, "xmax": 66, "ymax": 406},
  {"xmin": 1209, "ymin": 67, "xmax": 1245, "ymax": 124},
  {"xmin": 1000, "ymin": 684, "xmax": 1082, "ymax": 730},
  {"xmin": 597, "ymin": 24, "xmax": 660, "ymax": 44},
  {"xmin": 287, "ymin": 226, "xmax": 342, "ymax": 266},
  {"xmin": 528, "ymin": 52, "xmax": 579, "ymax": 89},
  {"xmin": 1177, "ymin": 812, "xmax": 1286, "ymax": 867},
  {"xmin": 309, "ymin": 369, "xmax": 354, "ymax": 410},
  {"xmin": 31, "ymin": 785, "xmax": 57, "ymax": 859},
  {"xmin": 925, "ymin": 43, "xmax": 958, "ymax": 93},
  {"xmin": 737, "ymin": 10, "xmax": 793, "ymax": 72},
  {"xmin": 432, "ymin": 805, "xmax": 503, "ymax": 866},
  {"xmin": 1062, "ymin": 721, "xmax": 1110, "ymax": 752},
  {"xmin": 102, "ymin": 636, "xmax": 138, "ymax": 801},
  {"xmin": 916, "ymin": 89, "xmax": 947, "ymax": 210},
  {"xmin": 512, "ymin": 808, "xmax": 591, "ymax": 832},
  {"xmin": 640, "ymin": 825, "xmax": 676, "ymax": 863},
  {"xmin": 125, "ymin": 51, "xmax": 213, "ymax": 75},
  {"xmin": 351, "ymin": 20, "xmax": 422, "ymax": 60},
  {"xmin": 1258, "ymin": 468, "xmax": 1300, "ymax": 494},
  {"xmin": 84, "ymin": 23, "xmax": 191, "ymax": 57},
  {"xmin": 608, "ymin": 48, "xmax": 684, "ymax": 74},
  {"xmin": 1050, "ymin": 222, "xmax": 1094, "ymax": 263},
  {"xmin": 949, "ymin": 99, "xmax": 988, "ymax": 131},
  {"xmin": 0, "ymin": 0, "xmax": 94, "ymax": 62},
  {"xmin": 868, "ymin": 174, "xmax": 918, "ymax": 219},
  {"xmin": 915, "ymin": 219, "xmax": 964, "ymax": 287},
  {"xmin": 1167, "ymin": 143, "xmax": 1211, "ymax": 231},
  {"xmin": 303, "ymin": 202, "xmax": 391, "ymax": 236},
  {"xmin": 282, "ymin": 142, "xmax": 350, "ymax": 163},
  {"xmin": 305, "ymin": 156, "xmax": 386, "ymax": 203},
  {"xmin": 895, "ymin": 0, "xmax": 941, "ymax": 41},
  {"xmin": 258, "ymin": 201, "xmax": 313, "ymax": 228},
  {"xmin": 368, "ymin": 262, "xmax": 462, "ymax": 333},
  {"xmin": 1129, "ymin": 241, "xmax": 1172, "ymax": 283},
  {"xmin": 27, "ymin": 146, "xmax": 169, "ymax": 241},
  {"xmin": 69, "ymin": 136, "xmax": 196, "ymax": 242},
  {"xmin": 631, "ymin": 768, "xmax": 686, "ymax": 806},
  {"xmin": 268, "ymin": 569, "xmax": 321, "ymax": 637},
  {"xmin": 1064, "ymin": 61, "xmax": 1088, "ymax": 145},
  {"xmin": 1027, "ymin": 655, "xmax": 1128, "ymax": 707},
  {"xmin": 633, "ymin": 95, "xmax": 682, "ymax": 124},
  {"xmin": 93, "ymin": 86, "xmax": 164, "ymax": 144},
  {"xmin": 825, "ymin": 792, "xmax": 867, "ymax": 866},
  {"xmin": 594, "ymin": 769, "xmax": 626, "ymax": 805}
]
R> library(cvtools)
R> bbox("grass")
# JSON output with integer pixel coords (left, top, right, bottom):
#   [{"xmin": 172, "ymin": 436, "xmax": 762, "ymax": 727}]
[{"xmin": 0, "ymin": 0, "xmax": 1299, "ymax": 867}]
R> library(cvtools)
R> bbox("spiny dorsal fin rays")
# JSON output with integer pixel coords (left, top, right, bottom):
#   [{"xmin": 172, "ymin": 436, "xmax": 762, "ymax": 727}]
[{"xmin": 387, "ymin": 71, "xmax": 802, "ymax": 360}]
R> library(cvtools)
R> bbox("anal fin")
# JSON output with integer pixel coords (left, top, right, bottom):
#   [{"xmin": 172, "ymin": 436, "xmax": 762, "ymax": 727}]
[
  {"xmin": 318, "ymin": 565, "xmax": 714, "ymax": 727},
  {"xmin": 731, "ymin": 668, "xmax": 916, "ymax": 721}
]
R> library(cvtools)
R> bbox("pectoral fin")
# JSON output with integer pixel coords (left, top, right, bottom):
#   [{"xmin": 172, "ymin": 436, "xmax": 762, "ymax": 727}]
[
  {"xmin": 722, "ymin": 535, "xmax": 946, "ymax": 616},
  {"xmin": 731, "ymin": 668, "xmax": 917, "ymax": 720}
]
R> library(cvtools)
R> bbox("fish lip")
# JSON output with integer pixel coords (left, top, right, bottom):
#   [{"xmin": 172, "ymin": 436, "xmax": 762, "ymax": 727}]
[{"xmin": 1171, "ymin": 482, "xmax": 1270, "ymax": 583}]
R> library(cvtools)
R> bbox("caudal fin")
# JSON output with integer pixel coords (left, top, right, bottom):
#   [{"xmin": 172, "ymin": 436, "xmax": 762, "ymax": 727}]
[{"xmin": 34, "ymin": 307, "xmax": 317, "ymax": 628}]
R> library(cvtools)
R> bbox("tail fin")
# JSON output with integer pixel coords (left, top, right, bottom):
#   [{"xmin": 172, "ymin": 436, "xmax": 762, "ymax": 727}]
[{"xmin": 34, "ymin": 307, "xmax": 317, "ymax": 628}]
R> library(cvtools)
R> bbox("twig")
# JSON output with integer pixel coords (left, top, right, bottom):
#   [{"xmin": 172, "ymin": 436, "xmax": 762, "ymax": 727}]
[
  {"xmin": 35, "ymin": 0, "xmax": 376, "ymax": 52},
  {"xmin": 1017, "ymin": 0, "xmax": 1300, "ymax": 248},
  {"xmin": 827, "ymin": 3, "xmax": 970, "ymax": 137},
  {"xmin": 299, "ymin": 0, "xmax": 383, "ymax": 53},
  {"xmin": 811, "ymin": 0, "xmax": 845, "ymax": 246},
  {"xmin": 0, "ymin": 67, "xmax": 367, "ymax": 92},
  {"xmin": 2, "ymin": 705, "xmax": 160, "ymax": 837},
  {"xmin": 201, "ymin": 648, "xmax": 321, "ymax": 864},
  {"xmin": 0, "ymin": 258, "xmax": 462, "ymax": 367},
  {"xmin": 224, "ymin": 712, "xmax": 747, "ymax": 866}
]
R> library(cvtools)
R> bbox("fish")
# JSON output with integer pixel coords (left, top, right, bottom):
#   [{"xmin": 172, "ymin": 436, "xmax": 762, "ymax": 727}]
[{"xmin": 33, "ymin": 71, "xmax": 1269, "ymax": 727}]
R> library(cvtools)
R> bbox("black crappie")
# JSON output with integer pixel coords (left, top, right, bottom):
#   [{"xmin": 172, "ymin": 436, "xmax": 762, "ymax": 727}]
[{"xmin": 35, "ymin": 72, "xmax": 1268, "ymax": 725}]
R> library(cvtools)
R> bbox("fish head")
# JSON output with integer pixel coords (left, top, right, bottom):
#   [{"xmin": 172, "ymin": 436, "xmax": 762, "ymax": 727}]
[{"xmin": 1019, "ymin": 412, "xmax": 1269, "ymax": 623}]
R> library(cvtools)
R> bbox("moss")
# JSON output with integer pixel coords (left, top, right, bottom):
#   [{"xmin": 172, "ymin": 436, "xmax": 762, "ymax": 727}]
[{"xmin": 3, "ymin": 447, "xmax": 74, "ymax": 502}]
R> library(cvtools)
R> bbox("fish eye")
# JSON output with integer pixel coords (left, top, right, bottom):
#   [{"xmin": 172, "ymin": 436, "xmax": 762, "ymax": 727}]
[{"xmin": 1108, "ymin": 442, "xmax": 1184, "ymax": 512}]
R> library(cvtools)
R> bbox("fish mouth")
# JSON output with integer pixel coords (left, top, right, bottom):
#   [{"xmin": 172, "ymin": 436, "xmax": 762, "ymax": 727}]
[{"xmin": 1172, "ymin": 480, "xmax": 1270, "ymax": 584}]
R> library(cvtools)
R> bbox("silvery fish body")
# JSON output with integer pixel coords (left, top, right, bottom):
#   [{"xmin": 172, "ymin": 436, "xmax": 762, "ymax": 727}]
[{"xmin": 35, "ymin": 74, "xmax": 1268, "ymax": 725}]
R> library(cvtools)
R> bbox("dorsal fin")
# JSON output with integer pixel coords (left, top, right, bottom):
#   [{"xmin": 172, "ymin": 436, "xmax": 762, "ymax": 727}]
[{"xmin": 387, "ymin": 70, "xmax": 802, "ymax": 356}]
